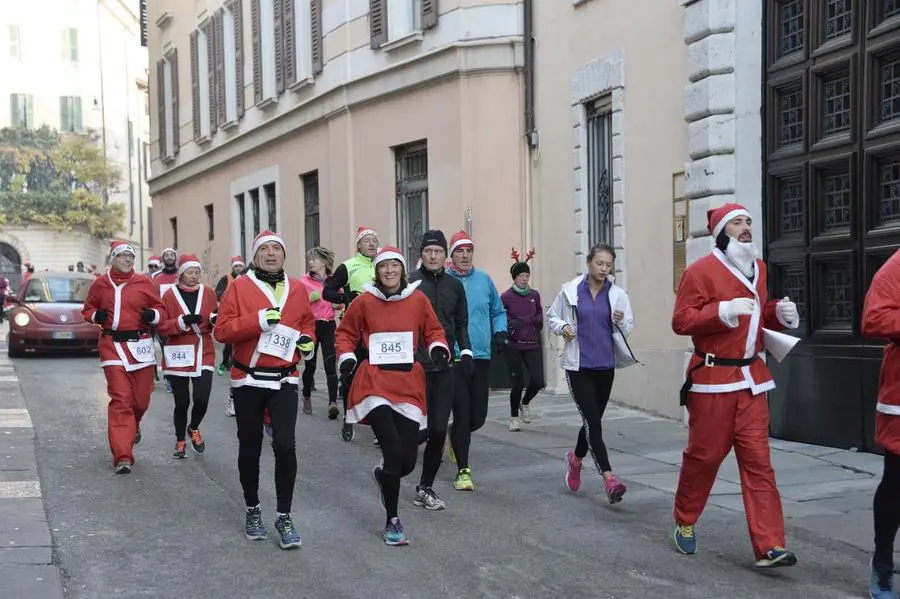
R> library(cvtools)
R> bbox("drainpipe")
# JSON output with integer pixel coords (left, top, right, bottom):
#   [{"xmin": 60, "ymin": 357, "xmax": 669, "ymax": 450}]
[{"xmin": 522, "ymin": 0, "xmax": 536, "ymax": 258}]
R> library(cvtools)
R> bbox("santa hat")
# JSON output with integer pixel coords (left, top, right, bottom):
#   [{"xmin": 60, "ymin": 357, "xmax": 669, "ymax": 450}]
[
  {"xmin": 373, "ymin": 246, "xmax": 406, "ymax": 270},
  {"xmin": 109, "ymin": 241, "xmax": 136, "ymax": 258},
  {"xmin": 177, "ymin": 253, "xmax": 202, "ymax": 276},
  {"xmin": 252, "ymin": 229, "xmax": 285, "ymax": 256},
  {"xmin": 707, "ymin": 203, "xmax": 751, "ymax": 238},
  {"xmin": 148, "ymin": 255, "xmax": 161, "ymax": 267},
  {"xmin": 449, "ymin": 230, "xmax": 474, "ymax": 254},
  {"xmin": 161, "ymin": 248, "xmax": 178, "ymax": 258},
  {"xmin": 356, "ymin": 226, "xmax": 378, "ymax": 243},
  {"xmin": 231, "ymin": 255, "xmax": 245, "ymax": 268}
]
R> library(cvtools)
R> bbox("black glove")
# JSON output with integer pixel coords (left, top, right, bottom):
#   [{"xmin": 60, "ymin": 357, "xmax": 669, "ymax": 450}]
[
  {"xmin": 297, "ymin": 334, "xmax": 313, "ymax": 345},
  {"xmin": 209, "ymin": 313, "xmax": 217, "ymax": 325},
  {"xmin": 508, "ymin": 318, "xmax": 524, "ymax": 331},
  {"xmin": 430, "ymin": 346, "xmax": 450, "ymax": 368},
  {"xmin": 339, "ymin": 358, "xmax": 357, "ymax": 377},
  {"xmin": 94, "ymin": 309, "xmax": 108, "ymax": 324},
  {"xmin": 183, "ymin": 313, "xmax": 203, "ymax": 325},
  {"xmin": 140, "ymin": 308, "xmax": 156, "ymax": 324},
  {"xmin": 459, "ymin": 353, "xmax": 475, "ymax": 377},
  {"xmin": 493, "ymin": 332, "xmax": 509, "ymax": 353}
]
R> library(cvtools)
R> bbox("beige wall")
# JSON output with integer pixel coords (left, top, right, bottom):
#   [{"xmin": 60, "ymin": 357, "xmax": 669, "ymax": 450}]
[{"xmin": 532, "ymin": 0, "xmax": 690, "ymax": 417}]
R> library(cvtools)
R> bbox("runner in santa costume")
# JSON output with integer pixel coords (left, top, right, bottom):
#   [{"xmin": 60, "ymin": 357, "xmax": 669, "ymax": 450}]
[
  {"xmin": 81, "ymin": 241, "xmax": 165, "ymax": 474},
  {"xmin": 157, "ymin": 254, "xmax": 218, "ymax": 459},
  {"xmin": 671, "ymin": 202, "xmax": 799, "ymax": 568},
  {"xmin": 336, "ymin": 246, "xmax": 448, "ymax": 545},
  {"xmin": 215, "ymin": 255, "xmax": 246, "ymax": 378},
  {"xmin": 147, "ymin": 255, "xmax": 162, "ymax": 276},
  {"xmin": 151, "ymin": 248, "xmax": 179, "ymax": 390},
  {"xmin": 862, "ymin": 250, "xmax": 900, "ymax": 598},
  {"xmin": 214, "ymin": 230, "xmax": 316, "ymax": 549}
]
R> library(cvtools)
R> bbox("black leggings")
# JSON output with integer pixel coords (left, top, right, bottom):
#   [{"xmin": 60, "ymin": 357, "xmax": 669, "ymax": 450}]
[
  {"xmin": 233, "ymin": 384, "xmax": 299, "ymax": 513},
  {"xmin": 419, "ymin": 367, "xmax": 454, "ymax": 488},
  {"xmin": 503, "ymin": 347, "xmax": 545, "ymax": 417},
  {"xmin": 368, "ymin": 405, "xmax": 419, "ymax": 523},
  {"xmin": 301, "ymin": 320, "xmax": 337, "ymax": 402},
  {"xmin": 874, "ymin": 449, "xmax": 900, "ymax": 568},
  {"xmin": 170, "ymin": 371, "xmax": 212, "ymax": 441},
  {"xmin": 566, "ymin": 368, "xmax": 615, "ymax": 474},
  {"xmin": 221, "ymin": 344, "xmax": 233, "ymax": 368},
  {"xmin": 449, "ymin": 359, "xmax": 491, "ymax": 470}
]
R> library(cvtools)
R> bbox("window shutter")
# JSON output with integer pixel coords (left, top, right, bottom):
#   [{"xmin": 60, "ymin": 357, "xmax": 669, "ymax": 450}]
[
  {"xmin": 170, "ymin": 49, "xmax": 180, "ymax": 155},
  {"xmin": 59, "ymin": 96, "xmax": 69, "ymax": 132},
  {"xmin": 73, "ymin": 96, "xmax": 82, "ymax": 132},
  {"xmin": 422, "ymin": 0, "xmax": 437, "ymax": 29},
  {"xmin": 10, "ymin": 94, "xmax": 19, "ymax": 128},
  {"xmin": 26, "ymin": 96, "xmax": 33, "ymax": 128},
  {"xmin": 311, "ymin": 0, "xmax": 323, "ymax": 75},
  {"xmin": 251, "ymin": 0, "xmax": 262, "ymax": 104},
  {"xmin": 215, "ymin": 9, "xmax": 227, "ymax": 125},
  {"xmin": 206, "ymin": 21, "xmax": 217, "ymax": 134},
  {"xmin": 274, "ymin": 0, "xmax": 285, "ymax": 94},
  {"xmin": 190, "ymin": 30, "xmax": 201, "ymax": 141},
  {"xmin": 369, "ymin": 0, "xmax": 387, "ymax": 49},
  {"xmin": 156, "ymin": 59, "xmax": 167, "ymax": 157},
  {"xmin": 282, "ymin": 0, "xmax": 296, "ymax": 85},
  {"xmin": 234, "ymin": 0, "xmax": 245, "ymax": 118}
]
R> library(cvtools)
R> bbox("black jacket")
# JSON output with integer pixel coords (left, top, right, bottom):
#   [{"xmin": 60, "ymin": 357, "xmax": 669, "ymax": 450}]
[{"xmin": 409, "ymin": 266, "xmax": 471, "ymax": 372}]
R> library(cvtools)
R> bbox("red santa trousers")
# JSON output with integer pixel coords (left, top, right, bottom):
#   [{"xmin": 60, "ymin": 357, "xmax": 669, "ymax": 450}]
[
  {"xmin": 104, "ymin": 366, "xmax": 154, "ymax": 465},
  {"xmin": 673, "ymin": 389, "xmax": 785, "ymax": 558}
]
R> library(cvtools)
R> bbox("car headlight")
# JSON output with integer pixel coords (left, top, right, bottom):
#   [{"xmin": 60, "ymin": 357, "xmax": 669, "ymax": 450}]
[{"xmin": 13, "ymin": 312, "xmax": 30, "ymax": 327}]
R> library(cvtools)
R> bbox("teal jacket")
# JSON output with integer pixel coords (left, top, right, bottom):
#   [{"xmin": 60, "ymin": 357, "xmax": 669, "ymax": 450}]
[{"xmin": 447, "ymin": 267, "xmax": 507, "ymax": 359}]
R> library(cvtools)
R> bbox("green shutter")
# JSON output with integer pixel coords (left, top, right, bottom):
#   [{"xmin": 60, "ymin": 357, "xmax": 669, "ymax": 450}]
[
  {"xmin": 59, "ymin": 96, "xmax": 68, "ymax": 131},
  {"xmin": 73, "ymin": 97, "xmax": 82, "ymax": 132}
]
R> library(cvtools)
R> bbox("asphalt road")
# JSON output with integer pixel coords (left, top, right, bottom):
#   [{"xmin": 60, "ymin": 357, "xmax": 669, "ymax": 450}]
[{"xmin": 15, "ymin": 354, "xmax": 871, "ymax": 599}]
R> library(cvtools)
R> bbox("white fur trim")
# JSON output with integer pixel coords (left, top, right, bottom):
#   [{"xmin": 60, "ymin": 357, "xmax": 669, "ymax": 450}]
[
  {"xmin": 428, "ymin": 341, "xmax": 450, "ymax": 356},
  {"xmin": 345, "ymin": 395, "xmax": 427, "ymax": 430},
  {"xmin": 110, "ymin": 244, "xmax": 136, "ymax": 258},
  {"xmin": 161, "ymin": 248, "xmax": 177, "ymax": 257},
  {"xmin": 712, "ymin": 209, "xmax": 751, "ymax": 238},
  {"xmin": 373, "ymin": 251, "xmax": 405, "ymax": 270},
  {"xmin": 149, "ymin": 308, "xmax": 161, "ymax": 326},
  {"xmin": 460, "ymin": 348, "xmax": 473, "ymax": 358},
  {"xmin": 231, "ymin": 260, "xmax": 245, "ymax": 267},
  {"xmin": 338, "ymin": 352, "xmax": 357, "ymax": 368},
  {"xmin": 258, "ymin": 308, "xmax": 274, "ymax": 331},
  {"xmin": 252, "ymin": 234, "xmax": 285, "ymax": 256},
  {"xmin": 177, "ymin": 260, "xmax": 202, "ymax": 276},
  {"xmin": 356, "ymin": 229, "xmax": 377, "ymax": 243},
  {"xmin": 449, "ymin": 237, "xmax": 474, "ymax": 254},
  {"xmin": 877, "ymin": 402, "xmax": 900, "ymax": 415}
]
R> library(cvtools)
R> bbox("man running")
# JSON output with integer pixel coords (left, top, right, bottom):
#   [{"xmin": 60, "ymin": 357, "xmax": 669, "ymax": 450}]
[
  {"xmin": 323, "ymin": 226, "xmax": 378, "ymax": 442},
  {"xmin": 151, "ymin": 248, "xmax": 178, "ymax": 391},
  {"xmin": 215, "ymin": 256, "xmax": 245, "ymax": 375}
]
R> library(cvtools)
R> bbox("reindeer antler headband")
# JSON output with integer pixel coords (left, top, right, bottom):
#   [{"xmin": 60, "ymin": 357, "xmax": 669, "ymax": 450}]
[{"xmin": 510, "ymin": 247, "xmax": 536, "ymax": 263}]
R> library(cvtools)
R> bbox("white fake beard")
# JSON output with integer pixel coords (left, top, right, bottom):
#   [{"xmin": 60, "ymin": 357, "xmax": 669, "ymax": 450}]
[{"xmin": 725, "ymin": 237, "xmax": 759, "ymax": 279}]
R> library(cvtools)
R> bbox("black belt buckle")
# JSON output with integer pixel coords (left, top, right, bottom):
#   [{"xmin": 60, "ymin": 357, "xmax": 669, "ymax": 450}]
[{"xmin": 703, "ymin": 352, "xmax": 716, "ymax": 367}]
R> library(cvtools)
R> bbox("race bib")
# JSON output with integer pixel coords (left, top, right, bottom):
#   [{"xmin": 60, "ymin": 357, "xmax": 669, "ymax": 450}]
[
  {"xmin": 369, "ymin": 332, "xmax": 414, "ymax": 365},
  {"xmin": 126, "ymin": 337, "xmax": 156, "ymax": 363},
  {"xmin": 256, "ymin": 324, "xmax": 300, "ymax": 361},
  {"xmin": 165, "ymin": 344, "xmax": 195, "ymax": 368},
  {"xmin": 159, "ymin": 284, "xmax": 175, "ymax": 298}
]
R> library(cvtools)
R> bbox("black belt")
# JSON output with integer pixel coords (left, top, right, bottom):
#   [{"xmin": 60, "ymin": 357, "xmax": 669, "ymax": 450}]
[
  {"xmin": 233, "ymin": 360, "xmax": 298, "ymax": 382},
  {"xmin": 679, "ymin": 350, "xmax": 757, "ymax": 406},
  {"xmin": 102, "ymin": 329, "xmax": 149, "ymax": 342}
]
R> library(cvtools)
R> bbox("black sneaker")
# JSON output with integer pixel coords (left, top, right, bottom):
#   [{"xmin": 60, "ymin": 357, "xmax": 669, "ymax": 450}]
[
  {"xmin": 134, "ymin": 426, "xmax": 142, "ymax": 445},
  {"xmin": 413, "ymin": 486, "xmax": 446, "ymax": 510},
  {"xmin": 327, "ymin": 402, "xmax": 339, "ymax": 420},
  {"xmin": 341, "ymin": 422, "xmax": 354, "ymax": 442},
  {"xmin": 114, "ymin": 460, "xmax": 132, "ymax": 474}
]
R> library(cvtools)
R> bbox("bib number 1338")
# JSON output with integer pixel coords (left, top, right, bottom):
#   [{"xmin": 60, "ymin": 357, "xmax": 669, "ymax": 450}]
[{"xmin": 257, "ymin": 324, "xmax": 300, "ymax": 361}]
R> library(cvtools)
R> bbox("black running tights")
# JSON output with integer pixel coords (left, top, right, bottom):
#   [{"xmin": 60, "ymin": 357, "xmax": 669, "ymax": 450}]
[
  {"xmin": 874, "ymin": 449, "xmax": 900, "ymax": 568},
  {"xmin": 170, "ymin": 371, "xmax": 212, "ymax": 441},
  {"xmin": 368, "ymin": 405, "xmax": 419, "ymax": 524}
]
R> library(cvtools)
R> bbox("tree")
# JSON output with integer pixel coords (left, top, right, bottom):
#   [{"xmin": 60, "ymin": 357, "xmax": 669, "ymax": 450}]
[{"xmin": 0, "ymin": 127, "xmax": 124, "ymax": 239}]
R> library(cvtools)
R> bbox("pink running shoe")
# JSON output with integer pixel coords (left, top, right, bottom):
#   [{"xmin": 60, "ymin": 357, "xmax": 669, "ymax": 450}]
[
  {"xmin": 604, "ymin": 474, "xmax": 626, "ymax": 504},
  {"xmin": 565, "ymin": 451, "xmax": 582, "ymax": 493}
]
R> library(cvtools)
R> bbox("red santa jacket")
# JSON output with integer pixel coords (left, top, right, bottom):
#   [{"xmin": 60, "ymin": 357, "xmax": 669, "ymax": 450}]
[
  {"xmin": 672, "ymin": 249, "xmax": 790, "ymax": 395},
  {"xmin": 214, "ymin": 271, "xmax": 316, "ymax": 390},
  {"xmin": 157, "ymin": 284, "xmax": 218, "ymax": 377},
  {"xmin": 862, "ymin": 249, "xmax": 900, "ymax": 454},
  {"xmin": 151, "ymin": 269, "xmax": 179, "ymax": 298},
  {"xmin": 335, "ymin": 281, "xmax": 448, "ymax": 430},
  {"xmin": 82, "ymin": 271, "xmax": 164, "ymax": 371}
]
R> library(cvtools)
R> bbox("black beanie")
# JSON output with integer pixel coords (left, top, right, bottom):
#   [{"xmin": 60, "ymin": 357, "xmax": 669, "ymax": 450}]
[
  {"xmin": 420, "ymin": 230, "xmax": 448, "ymax": 254},
  {"xmin": 510, "ymin": 262, "xmax": 530, "ymax": 279}
]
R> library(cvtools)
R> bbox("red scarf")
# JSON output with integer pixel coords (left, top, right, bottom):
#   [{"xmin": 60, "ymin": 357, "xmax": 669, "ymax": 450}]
[{"xmin": 108, "ymin": 268, "xmax": 135, "ymax": 285}]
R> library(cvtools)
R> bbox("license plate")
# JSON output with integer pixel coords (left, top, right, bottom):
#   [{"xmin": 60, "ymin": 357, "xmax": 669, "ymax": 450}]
[{"xmin": 51, "ymin": 331, "xmax": 75, "ymax": 340}]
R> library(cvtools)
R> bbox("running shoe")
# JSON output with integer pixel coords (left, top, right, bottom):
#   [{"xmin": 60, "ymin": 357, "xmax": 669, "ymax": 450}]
[
  {"xmin": 172, "ymin": 440, "xmax": 186, "ymax": 459},
  {"xmin": 413, "ymin": 486, "xmax": 446, "ymax": 510},
  {"xmin": 274, "ymin": 514, "xmax": 302, "ymax": 549},
  {"xmin": 114, "ymin": 460, "xmax": 132, "ymax": 474},
  {"xmin": 673, "ymin": 522, "xmax": 696, "ymax": 555},
  {"xmin": 216, "ymin": 364, "xmax": 226, "ymax": 376},
  {"xmin": 245, "ymin": 506, "xmax": 267, "ymax": 540},
  {"xmin": 454, "ymin": 468, "xmax": 474, "ymax": 491},
  {"xmin": 508, "ymin": 417, "xmax": 520, "ymax": 432},
  {"xmin": 520, "ymin": 403, "xmax": 532, "ymax": 423},
  {"xmin": 754, "ymin": 546, "xmax": 797, "ymax": 568},
  {"xmin": 327, "ymin": 401, "xmax": 339, "ymax": 420},
  {"xmin": 133, "ymin": 426, "xmax": 142, "ymax": 445},
  {"xmin": 372, "ymin": 460, "xmax": 385, "ymax": 508},
  {"xmin": 224, "ymin": 394, "xmax": 235, "ymax": 417},
  {"xmin": 341, "ymin": 422, "xmax": 354, "ymax": 442},
  {"xmin": 604, "ymin": 474, "xmax": 626, "ymax": 504},
  {"xmin": 869, "ymin": 558, "xmax": 895, "ymax": 599},
  {"xmin": 302, "ymin": 395, "xmax": 312, "ymax": 415},
  {"xmin": 383, "ymin": 518, "xmax": 409, "ymax": 546},
  {"xmin": 165, "ymin": 379, "xmax": 172, "ymax": 393},
  {"xmin": 189, "ymin": 427, "xmax": 205, "ymax": 454},
  {"xmin": 565, "ymin": 451, "xmax": 582, "ymax": 493}
]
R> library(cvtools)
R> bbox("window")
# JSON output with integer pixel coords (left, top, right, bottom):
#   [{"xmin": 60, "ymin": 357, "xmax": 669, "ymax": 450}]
[
  {"xmin": 264, "ymin": 182, "xmax": 277, "ymax": 231},
  {"xmin": 253, "ymin": 0, "xmax": 277, "ymax": 101},
  {"xmin": 823, "ymin": 0, "xmax": 851, "ymax": 41},
  {"xmin": 205, "ymin": 204, "xmax": 215, "ymax": 241},
  {"xmin": 773, "ymin": 264, "xmax": 807, "ymax": 324},
  {"xmin": 878, "ymin": 158, "xmax": 900, "ymax": 226},
  {"xmin": 156, "ymin": 50, "xmax": 180, "ymax": 160},
  {"xmin": 61, "ymin": 28, "xmax": 78, "ymax": 63},
  {"xmin": 820, "ymin": 168, "xmax": 852, "ymax": 231},
  {"xmin": 586, "ymin": 102, "xmax": 614, "ymax": 245},
  {"xmin": 191, "ymin": 25, "xmax": 213, "ymax": 140},
  {"xmin": 778, "ymin": 0, "xmax": 804, "ymax": 58},
  {"xmin": 9, "ymin": 94, "xmax": 34, "ymax": 129},
  {"xmin": 170, "ymin": 217, "xmax": 178, "ymax": 249},
  {"xmin": 147, "ymin": 207, "xmax": 154, "ymax": 247},
  {"xmin": 817, "ymin": 259, "xmax": 853, "ymax": 329},
  {"xmin": 879, "ymin": 57, "xmax": 900, "ymax": 124},
  {"xmin": 395, "ymin": 142, "xmax": 429, "ymax": 265},
  {"xmin": 250, "ymin": 187, "xmax": 260, "ymax": 233},
  {"xmin": 129, "ymin": 183, "xmax": 135, "ymax": 235},
  {"xmin": 370, "ymin": 0, "xmax": 436, "ymax": 49},
  {"xmin": 223, "ymin": 4, "xmax": 238, "ymax": 122},
  {"xmin": 8, "ymin": 25, "xmax": 20, "ymax": 60},
  {"xmin": 777, "ymin": 86, "xmax": 803, "ymax": 146},
  {"xmin": 293, "ymin": 0, "xmax": 313, "ymax": 81},
  {"xmin": 775, "ymin": 173, "xmax": 804, "ymax": 236},
  {"xmin": 822, "ymin": 73, "xmax": 850, "ymax": 136},
  {"xmin": 880, "ymin": 0, "xmax": 900, "ymax": 22},
  {"xmin": 387, "ymin": 0, "xmax": 422, "ymax": 42},
  {"xmin": 303, "ymin": 171, "xmax": 320, "ymax": 252},
  {"xmin": 235, "ymin": 194, "xmax": 246, "ymax": 257},
  {"xmin": 59, "ymin": 96, "xmax": 83, "ymax": 133},
  {"xmin": 142, "ymin": 142, "xmax": 150, "ymax": 180}
]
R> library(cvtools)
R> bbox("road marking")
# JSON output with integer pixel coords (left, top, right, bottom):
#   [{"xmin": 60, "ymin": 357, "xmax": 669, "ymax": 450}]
[
  {"xmin": 0, "ymin": 375, "xmax": 19, "ymax": 382},
  {"xmin": 0, "ymin": 409, "xmax": 32, "ymax": 428},
  {"xmin": 0, "ymin": 480, "xmax": 41, "ymax": 499}
]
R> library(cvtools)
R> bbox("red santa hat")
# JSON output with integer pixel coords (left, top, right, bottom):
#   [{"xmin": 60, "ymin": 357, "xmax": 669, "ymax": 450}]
[
  {"xmin": 356, "ymin": 226, "xmax": 378, "ymax": 243},
  {"xmin": 177, "ymin": 253, "xmax": 202, "ymax": 276},
  {"xmin": 373, "ymin": 246, "xmax": 406, "ymax": 270},
  {"xmin": 148, "ymin": 255, "xmax": 162, "ymax": 267},
  {"xmin": 109, "ymin": 240, "xmax": 136, "ymax": 259},
  {"xmin": 449, "ymin": 230, "xmax": 474, "ymax": 254},
  {"xmin": 231, "ymin": 255, "xmax": 245, "ymax": 268},
  {"xmin": 252, "ymin": 229, "xmax": 285, "ymax": 255},
  {"xmin": 707, "ymin": 203, "xmax": 751, "ymax": 238}
]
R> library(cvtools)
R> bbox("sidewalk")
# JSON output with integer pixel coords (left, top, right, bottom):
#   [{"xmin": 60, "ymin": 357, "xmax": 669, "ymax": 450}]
[
  {"xmin": 476, "ymin": 386, "xmax": 881, "ymax": 554},
  {"xmin": 0, "ymin": 323, "xmax": 66, "ymax": 599}
]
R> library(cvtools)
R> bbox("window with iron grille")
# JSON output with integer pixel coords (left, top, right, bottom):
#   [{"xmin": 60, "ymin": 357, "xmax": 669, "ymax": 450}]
[
  {"xmin": 395, "ymin": 142, "xmax": 429, "ymax": 267},
  {"xmin": 881, "ymin": 0, "xmax": 900, "ymax": 22},
  {"xmin": 879, "ymin": 56, "xmax": 900, "ymax": 124},
  {"xmin": 818, "ymin": 259, "xmax": 853, "ymax": 328},
  {"xmin": 776, "ymin": 174, "xmax": 804, "ymax": 236},
  {"xmin": 774, "ymin": 263, "xmax": 807, "ymax": 323},
  {"xmin": 820, "ymin": 169, "xmax": 852, "ymax": 231},
  {"xmin": 205, "ymin": 204, "xmax": 215, "ymax": 241},
  {"xmin": 778, "ymin": 86, "xmax": 803, "ymax": 146},
  {"xmin": 303, "ymin": 171, "xmax": 320, "ymax": 253},
  {"xmin": 878, "ymin": 158, "xmax": 900, "ymax": 226},
  {"xmin": 264, "ymin": 182, "xmax": 277, "ymax": 231},
  {"xmin": 778, "ymin": 0, "xmax": 804, "ymax": 58},
  {"xmin": 823, "ymin": 0, "xmax": 851, "ymax": 41},
  {"xmin": 586, "ymin": 101, "xmax": 614, "ymax": 246},
  {"xmin": 822, "ymin": 73, "xmax": 850, "ymax": 136}
]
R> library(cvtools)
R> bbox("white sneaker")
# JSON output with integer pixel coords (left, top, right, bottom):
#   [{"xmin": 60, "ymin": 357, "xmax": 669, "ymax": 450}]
[
  {"xmin": 520, "ymin": 403, "xmax": 532, "ymax": 424},
  {"xmin": 508, "ymin": 417, "xmax": 520, "ymax": 432},
  {"xmin": 224, "ymin": 395, "xmax": 235, "ymax": 417}
]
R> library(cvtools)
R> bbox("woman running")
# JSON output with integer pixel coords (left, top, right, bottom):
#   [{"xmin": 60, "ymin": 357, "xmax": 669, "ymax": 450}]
[
  {"xmin": 299, "ymin": 246, "xmax": 340, "ymax": 417},
  {"xmin": 336, "ymin": 246, "xmax": 448, "ymax": 546},
  {"xmin": 501, "ymin": 248, "xmax": 545, "ymax": 431},
  {"xmin": 547, "ymin": 243, "xmax": 637, "ymax": 503},
  {"xmin": 157, "ymin": 253, "xmax": 218, "ymax": 459}
]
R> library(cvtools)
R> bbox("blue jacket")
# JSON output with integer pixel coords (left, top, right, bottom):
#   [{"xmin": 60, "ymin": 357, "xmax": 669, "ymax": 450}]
[{"xmin": 447, "ymin": 267, "xmax": 507, "ymax": 359}]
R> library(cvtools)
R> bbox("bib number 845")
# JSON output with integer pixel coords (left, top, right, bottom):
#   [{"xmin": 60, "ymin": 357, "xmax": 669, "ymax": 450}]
[{"xmin": 380, "ymin": 342, "xmax": 402, "ymax": 353}]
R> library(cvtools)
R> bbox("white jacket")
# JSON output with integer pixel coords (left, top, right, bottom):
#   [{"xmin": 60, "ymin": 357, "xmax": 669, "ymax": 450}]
[{"xmin": 546, "ymin": 274, "xmax": 637, "ymax": 371}]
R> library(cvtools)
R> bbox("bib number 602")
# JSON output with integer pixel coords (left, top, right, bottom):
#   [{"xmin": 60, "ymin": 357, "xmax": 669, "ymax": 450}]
[{"xmin": 135, "ymin": 345, "xmax": 154, "ymax": 355}]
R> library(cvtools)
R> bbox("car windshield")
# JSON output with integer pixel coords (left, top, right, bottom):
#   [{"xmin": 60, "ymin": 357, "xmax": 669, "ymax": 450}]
[{"xmin": 23, "ymin": 277, "xmax": 91, "ymax": 303}]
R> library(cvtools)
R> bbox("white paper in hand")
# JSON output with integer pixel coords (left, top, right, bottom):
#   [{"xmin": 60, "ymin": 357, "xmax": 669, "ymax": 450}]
[{"xmin": 762, "ymin": 328, "xmax": 800, "ymax": 363}]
